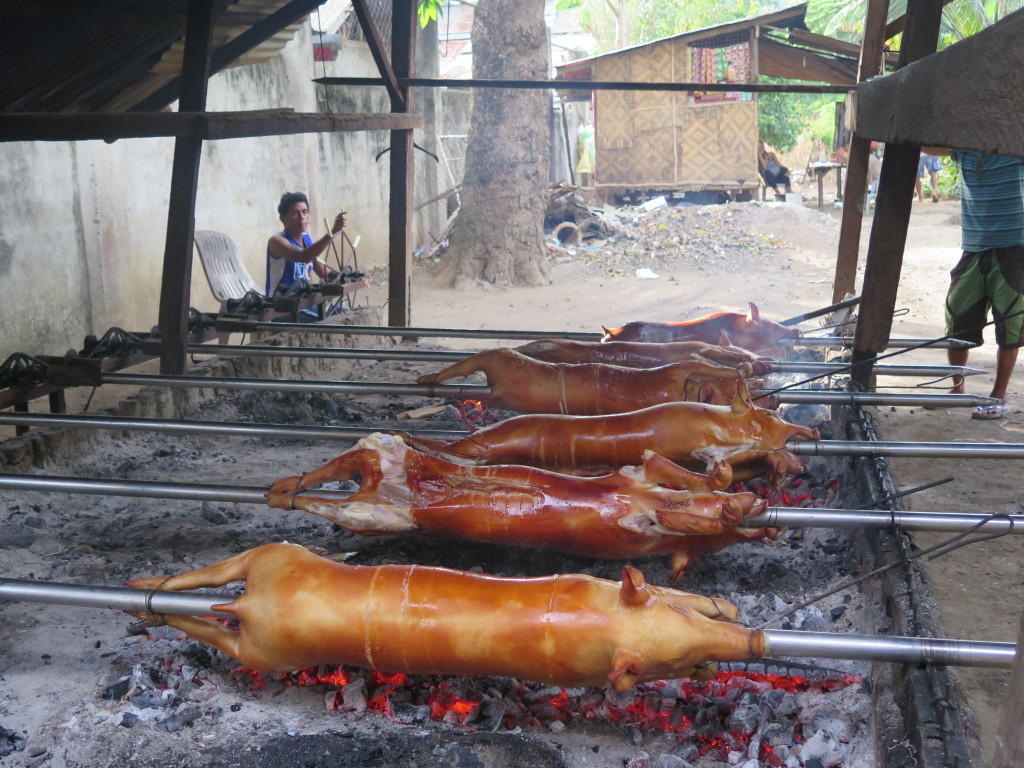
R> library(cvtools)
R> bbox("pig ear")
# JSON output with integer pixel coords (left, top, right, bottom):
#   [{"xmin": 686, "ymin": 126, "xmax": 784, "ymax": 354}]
[
  {"xmin": 601, "ymin": 325, "xmax": 614, "ymax": 342},
  {"xmin": 619, "ymin": 565, "xmax": 653, "ymax": 607},
  {"xmin": 746, "ymin": 302, "xmax": 761, "ymax": 327},
  {"xmin": 718, "ymin": 330, "xmax": 732, "ymax": 347},
  {"xmin": 608, "ymin": 648, "xmax": 645, "ymax": 691}
]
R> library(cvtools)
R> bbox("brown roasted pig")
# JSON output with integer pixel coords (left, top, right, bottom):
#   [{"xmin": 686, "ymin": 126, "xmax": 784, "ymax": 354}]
[
  {"xmin": 416, "ymin": 347, "xmax": 753, "ymax": 414},
  {"xmin": 515, "ymin": 337, "xmax": 773, "ymax": 376},
  {"xmin": 600, "ymin": 302, "xmax": 798, "ymax": 358},
  {"xmin": 127, "ymin": 542, "xmax": 763, "ymax": 689},
  {"xmin": 409, "ymin": 393, "xmax": 819, "ymax": 488},
  {"xmin": 266, "ymin": 433, "xmax": 771, "ymax": 579}
]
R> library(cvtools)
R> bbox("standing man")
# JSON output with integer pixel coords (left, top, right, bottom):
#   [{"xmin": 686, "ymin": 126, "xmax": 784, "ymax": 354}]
[
  {"xmin": 936, "ymin": 149, "xmax": 1024, "ymax": 419},
  {"xmin": 266, "ymin": 192, "xmax": 346, "ymax": 296}
]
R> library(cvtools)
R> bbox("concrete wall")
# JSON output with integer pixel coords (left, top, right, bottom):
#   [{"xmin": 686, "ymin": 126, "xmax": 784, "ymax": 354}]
[{"xmin": 0, "ymin": 23, "xmax": 440, "ymax": 363}]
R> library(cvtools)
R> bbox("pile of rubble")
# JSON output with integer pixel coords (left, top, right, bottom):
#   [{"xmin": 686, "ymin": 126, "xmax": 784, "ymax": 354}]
[{"xmin": 544, "ymin": 196, "xmax": 785, "ymax": 278}]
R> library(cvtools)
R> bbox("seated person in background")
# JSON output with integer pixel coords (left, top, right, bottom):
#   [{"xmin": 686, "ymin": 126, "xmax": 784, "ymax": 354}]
[
  {"xmin": 758, "ymin": 141, "xmax": 792, "ymax": 196},
  {"xmin": 266, "ymin": 192, "xmax": 346, "ymax": 296}
]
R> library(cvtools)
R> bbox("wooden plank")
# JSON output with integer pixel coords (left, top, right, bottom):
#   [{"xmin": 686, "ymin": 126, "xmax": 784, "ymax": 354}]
[
  {"xmin": 350, "ymin": 0, "xmax": 404, "ymax": 109},
  {"xmin": 388, "ymin": 0, "xmax": 415, "ymax": 328},
  {"xmin": 157, "ymin": 0, "xmax": 216, "ymax": 376},
  {"xmin": 0, "ymin": 0, "xmax": 268, "ymax": 26},
  {"xmin": 0, "ymin": 111, "xmax": 421, "ymax": 142},
  {"xmin": 855, "ymin": 10, "xmax": 1024, "ymax": 159},
  {"xmin": 757, "ymin": 37, "xmax": 858, "ymax": 85},
  {"xmin": 832, "ymin": 0, "xmax": 891, "ymax": 303},
  {"xmin": 318, "ymin": 76, "xmax": 852, "ymax": 95},
  {"xmin": 885, "ymin": 0, "xmax": 955, "ymax": 38},
  {"xmin": 993, "ymin": 604, "xmax": 1024, "ymax": 767},
  {"xmin": 851, "ymin": 0, "xmax": 945, "ymax": 388},
  {"xmin": 132, "ymin": 0, "xmax": 326, "ymax": 111}
]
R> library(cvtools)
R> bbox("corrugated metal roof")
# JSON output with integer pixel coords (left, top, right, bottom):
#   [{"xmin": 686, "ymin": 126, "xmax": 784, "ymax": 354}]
[{"xmin": 0, "ymin": 0, "xmax": 316, "ymax": 113}]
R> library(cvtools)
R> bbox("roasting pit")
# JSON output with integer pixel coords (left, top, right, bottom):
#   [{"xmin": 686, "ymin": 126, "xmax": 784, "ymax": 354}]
[{"xmin": 0, "ymin": 319, "xmax": 983, "ymax": 768}]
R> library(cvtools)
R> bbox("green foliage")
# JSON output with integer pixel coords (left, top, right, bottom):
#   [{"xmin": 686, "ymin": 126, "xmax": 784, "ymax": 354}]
[
  {"xmin": 804, "ymin": 0, "xmax": 1022, "ymax": 44},
  {"xmin": 758, "ymin": 78, "xmax": 840, "ymax": 152},
  {"xmin": 417, "ymin": 0, "xmax": 444, "ymax": 28}
]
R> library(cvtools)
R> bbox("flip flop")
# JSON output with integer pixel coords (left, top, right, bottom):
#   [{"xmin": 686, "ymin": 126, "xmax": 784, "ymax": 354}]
[{"xmin": 972, "ymin": 404, "xmax": 1007, "ymax": 420}]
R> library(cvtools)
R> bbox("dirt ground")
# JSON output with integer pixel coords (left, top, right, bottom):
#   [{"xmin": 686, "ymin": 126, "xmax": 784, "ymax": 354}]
[{"xmin": 389, "ymin": 196, "xmax": 1022, "ymax": 763}]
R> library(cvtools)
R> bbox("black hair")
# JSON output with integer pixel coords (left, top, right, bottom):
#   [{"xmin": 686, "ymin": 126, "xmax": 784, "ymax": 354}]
[{"xmin": 278, "ymin": 192, "xmax": 309, "ymax": 218}]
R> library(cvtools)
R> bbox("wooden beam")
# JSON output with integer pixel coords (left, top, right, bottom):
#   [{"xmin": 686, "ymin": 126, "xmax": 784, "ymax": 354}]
[
  {"xmin": 0, "ymin": 2, "xmax": 269, "ymax": 27},
  {"xmin": 350, "ymin": 0, "xmax": 404, "ymax": 109},
  {"xmin": 757, "ymin": 37, "xmax": 858, "ymax": 85},
  {"xmin": 0, "ymin": 111, "xmax": 421, "ymax": 142},
  {"xmin": 884, "ymin": 0, "xmax": 955, "ymax": 38},
  {"xmin": 855, "ymin": 10, "xmax": 1024, "ymax": 159},
  {"xmin": 832, "ymin": 0, "xmax": 892, "ymax": 303},
  {"xmin": 157, "ymin": 0, "xmax": 216, "ymax": 376},
  {"xmin": 388, "ymin": 0, "xmax": 416, "ymax": 328},
  {"xmin": 786, "ymin": 28, "xmax": 863, "ymax": 57},
  {"xmin": 851, "ymin": 0, "xmax": 946, "ymax": 389},
  {"xmin": 993, "ymin": 604, "xmax": 1024, "ymax": 767},
  {"xmin": 131, "ymin": 0, "xmax": 325, "ymax": 112},
  {"xmin": 317, "ymin": 76, "xmax": 852, "ymax": 94}
]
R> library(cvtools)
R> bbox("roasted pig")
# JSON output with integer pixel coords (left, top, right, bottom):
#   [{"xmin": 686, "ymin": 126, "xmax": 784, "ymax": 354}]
[
  {"xmin": 266, "ymin": 433, "xmax": 771, "ymax": 579},
  {"xmin": 601, "ymin": 302, "xmax": 798, "ymax": 358},
  {"xmin": 516, "ymin": 337, "xmax": 772, "ymax": 375},
  {"xmin": 128, "ymin": 542, "xmax": 762, "ymax": 689},
  {"xmin": 416, "ymin": 347, "xmax": 754, "ymax": 413},
  {"xmin": 409, "ymin": 394, "xmax": 819, "ymax": 487}
]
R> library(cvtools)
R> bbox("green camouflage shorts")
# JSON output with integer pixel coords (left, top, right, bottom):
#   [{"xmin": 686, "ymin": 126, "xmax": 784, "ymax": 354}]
[{"xmin": 944, "ymin": 245, "xmax": 1024, "ymax": 348}]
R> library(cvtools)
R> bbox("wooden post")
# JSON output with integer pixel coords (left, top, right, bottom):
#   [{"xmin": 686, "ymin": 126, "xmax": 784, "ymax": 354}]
[
  {"xmin": 388, "ymin": 0, "xmax": 415, "ymax": 328},
  {"xmin": 832, "ymin": 0, "xmax": 891, "ymax": 303},
  {"xmin": 993, "ymin": 607, "xmax": 1024, "ymax": 767},
  {"xmin": 156, "ymin": 0, "xmax": 216, "ymax": 374},
  {"xmin": 850, "ymin": 0, "xmax": 945, "ymax": 389}
]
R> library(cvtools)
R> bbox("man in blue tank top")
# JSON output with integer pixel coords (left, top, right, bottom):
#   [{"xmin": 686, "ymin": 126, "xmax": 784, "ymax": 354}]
[
  {"xmin": 931, "ymin": 149, "xmax": 1024, "ymax": 420},
  {"xmin": 266, "ymin": 192, "xmax": 347, "ymax": 296}
]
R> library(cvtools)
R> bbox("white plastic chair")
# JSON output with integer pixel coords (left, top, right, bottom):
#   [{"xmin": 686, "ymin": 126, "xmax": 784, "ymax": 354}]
[{"xmin": 194, "ymin": 230, "xmax": 260, "ymax": 306}]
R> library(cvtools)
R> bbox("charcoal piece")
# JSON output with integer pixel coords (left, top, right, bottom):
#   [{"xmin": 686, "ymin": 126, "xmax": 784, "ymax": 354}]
[
  {"xmin": 655, "ymin": 754, "xmax": 691, "ymax": 768},
  {"xmin": 130, "ymin": 690, "xmax": 172, "ymax": 709},
  {"xmin": 101, "ymin": 678, "xmax": 132, "ymax": 700},
  {"xmin": 342, "ymin": 678, "xmax": 367, "ymax": 713},
  {"xmin": 625, "ymin": 750, "xmax": 649, "ymax": 768},
  {"xmin": 798, "ymin": 729, "xmax": 844, "ymax": 766},
  {"xmin": 118, "ymin": 713, "xmax": 138, "ymax": 729},
  {"xmin": 0, "ymin": 726, "xmax": 26, "ymax": 757},
  {"xmin": 829, "ymin": 605, "xmax": 847, "ymax": 620},
  {"xmin": 200, "ymin": 503, "xmax": 229, "ymax": 525},
  {"xmin": 154, "ymin": 705, "xmax": 202, "ymax": 733}
]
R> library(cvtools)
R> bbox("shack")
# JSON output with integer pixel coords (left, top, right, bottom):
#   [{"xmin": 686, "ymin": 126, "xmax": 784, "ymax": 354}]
[{"xmin": 555, "ymin": 3, "xmax": 878, "ymax": 201}]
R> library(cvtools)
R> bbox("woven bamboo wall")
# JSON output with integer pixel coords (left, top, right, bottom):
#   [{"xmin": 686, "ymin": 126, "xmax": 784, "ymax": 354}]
[{"xmin": 593, "ymin": 38, "xmax": 758, "ymax": 188}]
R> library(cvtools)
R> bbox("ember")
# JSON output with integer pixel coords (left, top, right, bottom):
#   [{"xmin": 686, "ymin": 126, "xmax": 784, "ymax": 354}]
[
  {"xmin": 733, "ymin": 471, "xmax": 840, "ymax": 508},
  {"xmin": 452, "ymin": 398, "xmax": 504, "ymax": 427},
  {"xmin": 235, "ymin": 663, "xmax": 859, "ymax": 762}
]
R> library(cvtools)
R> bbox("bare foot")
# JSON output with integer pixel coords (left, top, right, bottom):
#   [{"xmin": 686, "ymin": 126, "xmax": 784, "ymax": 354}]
[{"xmin": 948, "ymin": 375, "xmax": 965, "ymax": 395}]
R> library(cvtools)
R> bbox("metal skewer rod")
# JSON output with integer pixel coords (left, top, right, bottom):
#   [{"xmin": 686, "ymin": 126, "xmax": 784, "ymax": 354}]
[
  {"xmin": 210, "ymin": 319, "xmax": 975, "ymax": 350},
  {"xmin": 0, "ymin": 576, "xmax": 1011, "ymax": 668},
  {"xmin": 766, "ymin": 361, "xmax": 983, "ymax": 378},
  {"xmin": 185, "ymin": 344, "xmax": 983, "ymax": 380},
  {"xmin": 745, "ymin": 507, "xmax": 1024, "ymax": 533},
  {"xmin": 0, "ymin": 578, "xmax": 235, "ymax": 618},
  {"xmin": 5, "ymin": 413, "xmax": 1023, "ymax": 459},
  {"xmin": 0, "ymin": 412, "xmax": 469, "ymax": 442},
  {"xmin": 779, "ymin": 296, "xmax": 860, "ymax": 326},
  {"xmin": 782, "ymin": 336, "xmax": 974, "ymax": 350},
  {"xmin": 789, "ymin": 439, "xmax": 1024, "ymax": 459},
  {"xmin": 2, "ymin": 474, "xmax": 1022, "ymax": 537},
  {"xmin": 760, "ymin": 630, "xmax": 1015, "ymax": 668},
  {"xmin": 97, "ymin": 373, "xmax": 997, "ymax": 409}
]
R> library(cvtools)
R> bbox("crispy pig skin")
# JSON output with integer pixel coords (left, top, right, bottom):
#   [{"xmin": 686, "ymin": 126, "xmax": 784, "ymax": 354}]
[
  {"xmin": 417, "ymin": 348, "xmax": 752, "ymax": 413},
  {"xmin": 127, "ymin": 542, "xmax": 763, "ymax": 689},
  {"xmin": 601, "ymin": 302, "xmax": 799, "ymax": 359},
  {"xmin": 516, "ymin": 338, "xmax": 773, "ymax": 376},
  {"xmin": 408, "ymin": 395, "xmax": 819, "ymax": 487},
  {"xmin": 266, "ymin": 434, "xmax": 771, "ymax": 579}
]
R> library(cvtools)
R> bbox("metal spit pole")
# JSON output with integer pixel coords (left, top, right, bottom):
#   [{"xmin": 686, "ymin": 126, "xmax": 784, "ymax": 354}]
[
  {"xmin": 211, "ymin": 319, "xmax": 975, "ymax": 350},
  {"xmin": 779, "ymin": 296, "xmax": 860, "ymax": 326},
  {"xmin": 790, "ymin": 440, "xmax": 1024, "ymax": 459},
  {"xmin": 0, "ymin": 577, "xmax": 1012, "ymax": 668},
  {"xmin": 0, "ymin": 578, "xmax": 235, "ymax": 618},
  {"xmin": 0, "ymin": 474, "xmax": 353, "ymax": 504},
  {"xmin": 0, "ymin": 412, "xmax": 469, "ymax": 442},
  {"xmin": 761, "ymin": 630, "xmax": 1015, "ymax": 668},
  {"xmin": 746, "ymin": 507, "xmax": 1024, "ymax": 534},
  {"xmin": 186, "ymin": 344, "xmax": 983, "ymax": 380},
  {"xmin": 3, "ymin": 474, "xmax": 1023, "ymax": 537},
  {"xmin": 97, "ymin": 373, "xmax": 996, "ymax": 409}
]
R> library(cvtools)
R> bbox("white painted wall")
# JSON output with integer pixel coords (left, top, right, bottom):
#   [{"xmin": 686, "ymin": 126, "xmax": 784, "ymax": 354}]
[{"xmin": 0, "ymin": 23, "xmax": 440, "ymax": 363}]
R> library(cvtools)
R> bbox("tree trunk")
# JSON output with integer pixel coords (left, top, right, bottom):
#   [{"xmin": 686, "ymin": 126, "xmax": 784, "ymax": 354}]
[{"xmin": 446, "ymin": 0, "xmax": 550, "ymax": 288}]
